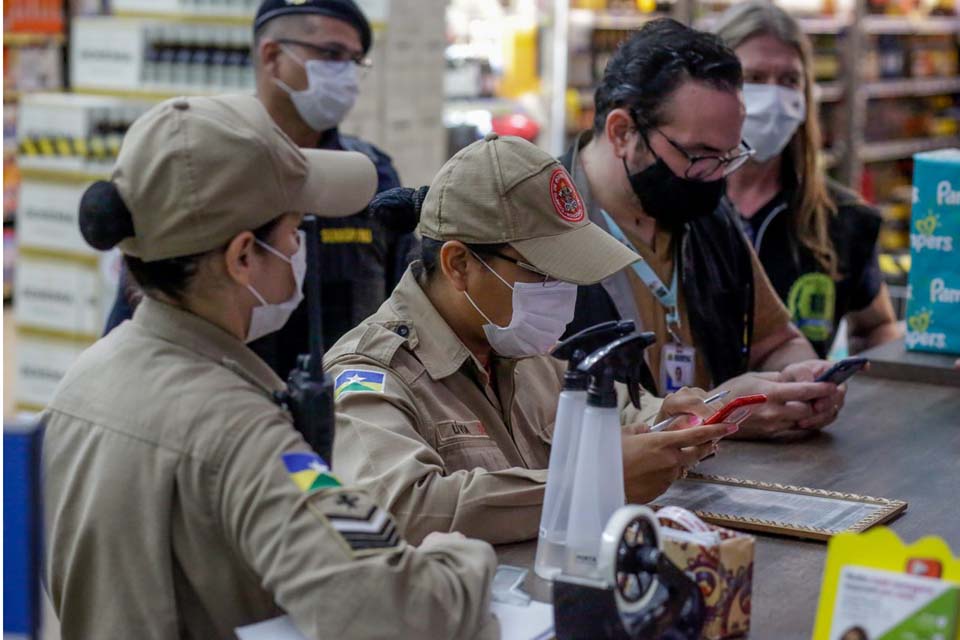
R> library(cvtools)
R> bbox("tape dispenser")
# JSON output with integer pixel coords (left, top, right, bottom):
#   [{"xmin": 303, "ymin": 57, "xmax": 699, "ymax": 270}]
[{"xmin": 553, "ymin": 505, "xmax": 706, "ymax": 640}]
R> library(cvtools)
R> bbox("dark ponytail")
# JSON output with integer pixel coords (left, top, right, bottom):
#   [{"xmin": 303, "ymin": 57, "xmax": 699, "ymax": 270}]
[
  {"xmin": 79, "ymin": 180, "xmax": 206, "ymax": 302},
  {"xmin": 79, "ymin": 181, "xmax": 288, "ymax": 304}
]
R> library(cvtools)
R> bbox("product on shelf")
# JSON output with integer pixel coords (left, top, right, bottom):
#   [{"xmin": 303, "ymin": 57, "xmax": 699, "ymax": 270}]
[
  {"xmin": 16, "ymin": 94, "xmax": 154, "ymax": 176},
  {"xmin": 3, "ymin": 0, "xmax": 65, "ymax": 34},
  {"xmin": 111, "ymin": 0, "xmax": 259, "ymax": 16},
  {"xmin": 71, "ymin": 17, "xmax": 254, "ymax": 94}
]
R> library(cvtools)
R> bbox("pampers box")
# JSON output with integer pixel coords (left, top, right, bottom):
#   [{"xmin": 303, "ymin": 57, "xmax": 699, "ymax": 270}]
[{"xmin": 906, "ymin": 148, "xmax": 960, "ymax": 355}]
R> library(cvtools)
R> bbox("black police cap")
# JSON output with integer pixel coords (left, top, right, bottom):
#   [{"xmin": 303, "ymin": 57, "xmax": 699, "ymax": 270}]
[{"xmin": 254, "ymin": 0, "xmax": 372, "ymax": 54}]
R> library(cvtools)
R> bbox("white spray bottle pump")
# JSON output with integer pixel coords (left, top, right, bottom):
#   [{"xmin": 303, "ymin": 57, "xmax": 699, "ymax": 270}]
[
  {"xmin": 564, "ymin": 331, "xmax": 656, "ymax": 579},
  {"xmin": 534, "ymin": 320, "xmax": 636, "ymax": 580}
]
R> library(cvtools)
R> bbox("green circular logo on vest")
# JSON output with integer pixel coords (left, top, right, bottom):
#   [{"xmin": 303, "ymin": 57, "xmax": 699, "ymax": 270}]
[{"xmin": 787, "ymin": 273, "xmax": 835, "ymax": 343}]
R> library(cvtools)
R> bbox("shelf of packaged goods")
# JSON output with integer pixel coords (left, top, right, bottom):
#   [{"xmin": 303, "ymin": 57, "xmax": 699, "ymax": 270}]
[
  {"xmin": 70, "ymin": 86, "xmax": 217, "ymax": 101},
  {"xmin": 863, "ymin": 76, "xmax": 960, "ymax": 99},
  {"xmin": 2, "ymin": 31, "xmax": 65, "ymax": 47},
  {"xmin": 18, "ymin": 167, "xmax": 110, "ymax": 185},
  {"xmin": 697, "ymin": 13, "xmax": 849, "ymax": 34},
  {"xmin": 860, "ymin": 136, "xmax": 960, "ymax": 163},
  {"xmin": 15, "ymin": 324, "xmax": 99, "ymax": 346},
  {"xmin": 798, "ymin": 16, "xmax": 850, "ymax": 34},
  {"xmin": 111, "ymin": 11, "xmax": 387, "ymax": 31},
  {"xmin": 569, "ymin": 9, "xmax": 669, "ymax": 30},
  {"xmin": 816, "ymin": 82, "xmax": 844, "ymax": 102},
  {"xmin": 862, "ymin": 15, "xmax": 960, "ymax": 35}
]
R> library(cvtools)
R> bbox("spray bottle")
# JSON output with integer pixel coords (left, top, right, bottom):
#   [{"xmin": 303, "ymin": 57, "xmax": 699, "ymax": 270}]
[
  {"xmin": 564, "ymin": 331, "xmax": 656, "ymax": 579},
  {"xmin": 534, "ymin": 320, "xmax": 636, "ymax": 580}
]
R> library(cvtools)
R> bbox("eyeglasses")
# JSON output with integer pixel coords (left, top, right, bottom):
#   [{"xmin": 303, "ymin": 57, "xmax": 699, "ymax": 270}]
[
  {"xmin": 276, "ymin": 38, "xmax": 372, "ymax": 69},
  {"xmin": 473, "ymin": 249, "xmax": 560, "ymax": 287},
  {"xmin": 640, "ymin": 127, "xmax": 754, "ymax": 181}
]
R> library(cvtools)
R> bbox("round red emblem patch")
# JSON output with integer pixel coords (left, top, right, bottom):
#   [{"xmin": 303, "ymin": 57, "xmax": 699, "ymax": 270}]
[{"xmin": 549, "ymin": 168, "xmax": 585, "ymax": 223}]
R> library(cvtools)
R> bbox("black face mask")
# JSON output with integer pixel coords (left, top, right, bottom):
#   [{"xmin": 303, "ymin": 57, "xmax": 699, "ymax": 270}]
[{"xmin": 622, "ymin": 157, "xmax": 725, "ymax": 233}]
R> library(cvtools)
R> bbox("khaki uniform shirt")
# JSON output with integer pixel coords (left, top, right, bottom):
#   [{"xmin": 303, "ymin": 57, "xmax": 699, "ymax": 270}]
[
  {"xmin": 43, "ymin": 297, "xmax": 497, "ymax": 640},
  {"xmin": 325, "ymin": 264, "xmax": 662, "ymax": 546}
]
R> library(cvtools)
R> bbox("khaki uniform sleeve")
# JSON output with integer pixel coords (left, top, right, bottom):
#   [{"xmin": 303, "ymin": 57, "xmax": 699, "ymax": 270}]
[
  {"xmin": 748, "ymin": 243, "xmax": 793, "ymax": 346},
  {"xmin": 210, "ymin": 397, "xmax": 498, "ymax": 640},
  {"xmin": 330, "ymin": 362, "xmax": 547, "ymax": 545},
  {"xmin": 617, "ymin": 382, "xmax": 663, "ymax": 427}
]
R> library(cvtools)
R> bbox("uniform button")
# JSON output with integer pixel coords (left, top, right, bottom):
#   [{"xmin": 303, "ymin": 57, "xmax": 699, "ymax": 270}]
[
  {"xmin": 484, "ymin": 131, "xmax": 499, "ymax": 141},
  {"xmin": 395, "ymin": 325, "xmax": 410, "ymax": 337},
  {"xmin": 172, "ymin": 98, "xmax": 190, "ymax": 110}
]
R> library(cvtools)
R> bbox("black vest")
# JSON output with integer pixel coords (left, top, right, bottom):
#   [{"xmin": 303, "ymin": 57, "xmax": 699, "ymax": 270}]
[{"xmin": 559, "ymin": 143, "xmax": 755, "ymax": 392}]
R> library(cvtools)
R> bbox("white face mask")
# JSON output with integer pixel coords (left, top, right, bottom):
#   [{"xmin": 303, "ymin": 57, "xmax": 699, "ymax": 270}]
[
  {"xmin": 464, "ymin": 253, "xmax": 578, "ymax": 358},
  {"xmin": 741, "ymin": 83, "xmax": 806, "ymax": 163},
  {"xmin": 274, "ymin": 46, "xmax": 359, "ymax": 133},
  {"xmin": 246, "ymin": 231, "xmax": 306, "ymax": 343}
]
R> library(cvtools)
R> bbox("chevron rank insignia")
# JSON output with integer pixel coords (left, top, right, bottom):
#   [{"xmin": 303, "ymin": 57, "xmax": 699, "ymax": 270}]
[{"xmin": 309, "ymin": 490, "xmax": 402, "ymax": 556}]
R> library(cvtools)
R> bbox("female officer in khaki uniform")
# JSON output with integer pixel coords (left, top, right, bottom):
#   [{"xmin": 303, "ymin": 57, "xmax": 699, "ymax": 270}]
[
  {"xmin": 324, "ymin": 133, "xmax": 738, "ymax": 547},
  {"xmin": 42, "ymin": 95, "xmax": 497, "ymax": 639}
]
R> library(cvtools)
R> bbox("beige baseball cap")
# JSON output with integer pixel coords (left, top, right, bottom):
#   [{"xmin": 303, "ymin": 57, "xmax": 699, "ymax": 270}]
[
  {"xmin": 112, "ymin": 94, "xmax": 377, "ymax": 261},
  {"xmin": 418, "ymin": 133, "xmax": 638, "ymax": 285}
]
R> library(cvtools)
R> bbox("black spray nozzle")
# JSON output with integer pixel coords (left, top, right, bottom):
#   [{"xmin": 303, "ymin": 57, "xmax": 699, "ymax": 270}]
[
  {"xmin": 551, "ymin": 320, "xmax": 636, "ymax": 391},
  {"xmin": 578, "ymin": 331, "xmax": 657, "ymax": 409}
]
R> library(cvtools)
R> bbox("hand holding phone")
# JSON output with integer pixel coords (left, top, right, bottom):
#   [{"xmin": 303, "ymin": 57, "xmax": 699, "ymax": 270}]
[
  {"xmin": 703, "ymin": 394, "xmax": 768, "ymax": 426},
  {"xmin": 815, "ymin": 357, "xmax": 868, "ymax": 385}
]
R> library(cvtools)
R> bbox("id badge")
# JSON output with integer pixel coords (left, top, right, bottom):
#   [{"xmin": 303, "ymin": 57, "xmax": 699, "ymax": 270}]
[{"xmin": 660, "ymin": 342, "xmax": 695, "ymax": 393}]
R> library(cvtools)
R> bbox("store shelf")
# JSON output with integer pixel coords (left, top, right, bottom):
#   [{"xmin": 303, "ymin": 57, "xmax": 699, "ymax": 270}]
[
  {"xmin": 18, "ymin": 167, "xmax": 110, "ymax": 185},
  {"xmin": 112, "ymin": 10, "xmax": 252, "ymax": 26},
  {"xmin": 816, "ymin": 82, "xmax": 844, "ymax": 103},
  {"xmin": 17, "ymin": 245, "xmax": 100, "ymax": 267},
  {"xmin": 15, "ymin": 324, "xmax": 99, "ymax": 345},
  {"xmin": 861, "ymin": 136, "xmax": 960, "ymax": 163},
  {"xmin": 569, "ymin": 8, "xmax": 668, "ymax": 30},
  {"xmin": 70, "ymin": 86, "xmax": 216, "ymax": 101},
  {"xmin": 862, "ymin": 15, "xmax": 960, "ymax": 34},
  {"xmin": 798, "ymin": 16, "xmax": 850, "ymax": 34},
  {"xmin": 2, "ymin": 31, "xmax": 65, "ymax": 47},
  {"xmin": 110, "ymin": 9, "xmax": 387, "ymax": 31},
  {"xmin": 863, "ymin": 76, "xmax": 960, "ymax": 99},
  {"xmin": 697, "ymin": 14, "xmax": 849, "ymax": 34}
]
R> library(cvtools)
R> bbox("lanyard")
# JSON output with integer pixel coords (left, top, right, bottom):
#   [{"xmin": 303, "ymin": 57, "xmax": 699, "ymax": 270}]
[{"xmin": 600, "ymin": 210, "xmax": 683, "ymax": 341}]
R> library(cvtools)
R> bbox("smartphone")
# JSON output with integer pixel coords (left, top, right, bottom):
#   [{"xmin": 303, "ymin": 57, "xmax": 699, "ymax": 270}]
[
  {"xmin": 815, "ymin": 357, "xmax": 868, "ymax": 385},
  {"xmin": 703, "ymin": 394, "xmax": 768, "ymax": 425}
]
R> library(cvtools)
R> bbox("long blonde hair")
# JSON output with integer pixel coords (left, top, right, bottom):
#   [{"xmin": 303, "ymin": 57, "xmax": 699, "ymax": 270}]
[{"xmin": 714, "ymin": 0, "xmax": 839, "ymax": 278}]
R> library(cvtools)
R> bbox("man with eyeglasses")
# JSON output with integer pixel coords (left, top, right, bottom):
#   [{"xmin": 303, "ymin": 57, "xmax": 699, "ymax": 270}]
[
  {"xmin": 103, "ymin": 0, "xmax": 412, "ymax": 380},
  {"xmin": 562, "ymin": 18, "xmax": 847, "ymax": 439},
  {"xmin": 323, "ymin": 133, "xmax": 739, "ymax": 545}
]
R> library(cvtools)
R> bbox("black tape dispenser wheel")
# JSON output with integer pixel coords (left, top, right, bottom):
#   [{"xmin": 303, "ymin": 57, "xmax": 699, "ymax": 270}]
[{"xmin": 598, "ymin": 506, "xmax": 662, "ymax": 614}]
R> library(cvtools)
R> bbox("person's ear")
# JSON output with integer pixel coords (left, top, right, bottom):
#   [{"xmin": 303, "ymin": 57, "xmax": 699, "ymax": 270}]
[
  {"xmin": 223, "ymin": 231, "xmax": 259, "ymax": 287},
  {"xmin": 438, "ymin": 241, "xmax": 473, "ymax": 292},
  {"xmin": 605, "ymin": 108, "xmax": 639, "ymax": 160},
  {"xmin": 258, "ymin": 39, "xmax": 283, "ymax": 78}
]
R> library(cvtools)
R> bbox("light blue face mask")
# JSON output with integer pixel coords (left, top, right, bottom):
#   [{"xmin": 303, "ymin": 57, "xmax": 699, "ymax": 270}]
[{"xmin": 274, "ymin": 46, "xmax": 359, "ymax": 133}]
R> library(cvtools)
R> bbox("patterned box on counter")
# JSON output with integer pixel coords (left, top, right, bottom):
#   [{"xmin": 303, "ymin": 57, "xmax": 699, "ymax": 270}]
[
  {"xmin": 657, "ymin": 507, "xmax": 754, "ymax": 640},
  {"xmin": 906, "ymin": 148, "xmax": 960, "ymax": 355}
]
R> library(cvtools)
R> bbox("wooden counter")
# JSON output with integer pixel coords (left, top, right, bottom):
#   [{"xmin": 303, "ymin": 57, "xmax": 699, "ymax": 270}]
[{"xmin": 496, "ymin": 375, "xmax": 960, "ymax": 639}]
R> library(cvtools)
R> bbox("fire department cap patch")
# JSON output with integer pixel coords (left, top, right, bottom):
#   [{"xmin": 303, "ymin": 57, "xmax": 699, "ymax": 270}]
[{"xmin": 549, "ymin": 168, "xmax": 585, "ymax": 223}]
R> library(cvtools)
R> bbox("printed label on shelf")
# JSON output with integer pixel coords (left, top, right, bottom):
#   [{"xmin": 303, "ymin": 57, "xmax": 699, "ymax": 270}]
[
  {"xmin": 15, "ymin": 336, "xmax": 90, "ymax": 409},
  {"xmin": 71, "ymin": 18, "xmax": 146, "ymax": 90},
  {"xmin": 18, "ymin": 180, "xmax": 99, "ymax": 256},
  {"xmin": 14, "ymin": 257, "xmax": 106, "ymax": 338}
]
